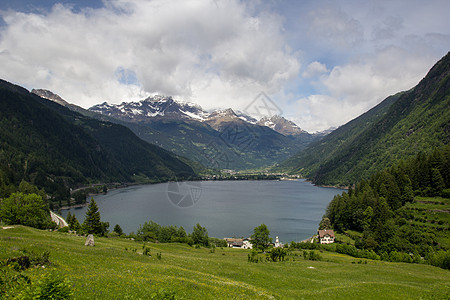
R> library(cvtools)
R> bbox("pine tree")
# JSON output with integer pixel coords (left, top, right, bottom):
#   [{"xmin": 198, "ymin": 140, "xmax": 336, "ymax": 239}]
[
  {"xmin": 113, "ymin": 224, "xmax": 123, "ymax": 236},
  {"xmin": 82, "ymin": 198, "xmax": 103, "ymax": 235}
]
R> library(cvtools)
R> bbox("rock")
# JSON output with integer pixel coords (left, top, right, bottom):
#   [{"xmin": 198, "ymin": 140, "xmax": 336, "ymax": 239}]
[{"xmin": 85, "ymin": 234, "xmax": 95, "ymax": 246}]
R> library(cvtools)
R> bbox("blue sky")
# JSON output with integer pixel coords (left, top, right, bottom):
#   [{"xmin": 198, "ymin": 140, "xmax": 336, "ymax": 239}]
[{"xmin": 0, "ymin": 0, "xmax": 449, "ymax": 132}]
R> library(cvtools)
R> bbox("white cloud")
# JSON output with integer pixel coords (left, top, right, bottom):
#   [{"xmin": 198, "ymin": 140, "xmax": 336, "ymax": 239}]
[
  {"xmin": 307, "ymin": 4, "xmax": 364, "ymax": 50},
  {"xmin": 0, "ymin": 0, "xmax": 300, "ymax": 109},
  {"xmin": 293, "ymin": 46, "xmax": 441, "ymax": 132},
  {"xmin": 0, "ymin": 0, "xmax": 449, "ymax": 133},
  {"xmin": 302, "ymin": 61, "xmax": 328, "ymax": 78}
]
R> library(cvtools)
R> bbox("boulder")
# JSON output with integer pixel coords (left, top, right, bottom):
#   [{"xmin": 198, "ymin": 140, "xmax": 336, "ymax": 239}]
[{"xmin": 85, "ymin": 234, "xmax": 95, "ymax": 246}]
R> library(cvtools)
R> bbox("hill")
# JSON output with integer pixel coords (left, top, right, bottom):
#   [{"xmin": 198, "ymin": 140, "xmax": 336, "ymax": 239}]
[
  {"xmin": 0, "ymin": 80, "xmax": 195, "ymax": 201},
  {"xmin": 280, "ymin": 52, "xmax": 450, "ymax": 185},
  {"xmin": 1, "ymin": 226, "xmax": 449, "ymax": 299}
]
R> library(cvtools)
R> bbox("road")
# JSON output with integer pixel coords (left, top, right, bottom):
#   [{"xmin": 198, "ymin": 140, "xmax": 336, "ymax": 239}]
[{"xmin": 50, "ymin": 211, "xmax": 68, "ymax": 228}]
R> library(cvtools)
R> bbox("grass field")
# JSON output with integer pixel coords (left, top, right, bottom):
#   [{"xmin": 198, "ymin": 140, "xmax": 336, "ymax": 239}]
[{"xmin": 1, "ymin": 226, "xmax": 449, "ymax": 299}]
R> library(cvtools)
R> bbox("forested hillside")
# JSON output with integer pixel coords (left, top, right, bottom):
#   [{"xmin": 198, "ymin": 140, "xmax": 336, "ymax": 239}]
[
  {"xmin": 0, "ymin": 80, "xmax": 196, "ymax": 203},
  {"xmin": 324, "ymin": 145, "xmax": 449, "ymax": 261},
  {"xmin": 280, "ymin": 52, "xmax": 450, "ymax": 186}
]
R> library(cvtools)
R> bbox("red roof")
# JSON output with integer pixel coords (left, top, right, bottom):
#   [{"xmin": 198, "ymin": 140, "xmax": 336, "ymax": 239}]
[{"xmin": 318, "ymin": 229, "xmax": 335, "ymax": 238}]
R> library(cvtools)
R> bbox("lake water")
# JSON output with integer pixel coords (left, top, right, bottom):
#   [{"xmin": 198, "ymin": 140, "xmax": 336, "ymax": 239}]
[{"xmin": 62, "ymin": 180, "xmax": 343, "ymax": 243}]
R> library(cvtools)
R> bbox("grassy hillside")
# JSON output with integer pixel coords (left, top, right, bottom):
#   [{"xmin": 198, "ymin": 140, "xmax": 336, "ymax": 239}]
[
  {"xmin": 280, "ymin": 52, "xmax": 449, "ymax": 186},
  {"xmin": 1, "ymin": 226, "xmax": 449, "ymax": 299}
]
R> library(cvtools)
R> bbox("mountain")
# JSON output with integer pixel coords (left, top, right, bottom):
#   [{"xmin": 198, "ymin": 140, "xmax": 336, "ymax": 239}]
[
  {"xmin": 257, "ymin": 115, "xmax": 306, "ymax": 136},
  {"xmin": 0, "ymin": 80, "xmax": 196, "ymax": 200},
  {"xmin": 279, "ymin": 52, "xmax": 450, "ymax": 186},
  {"xmin": 87, "ymin": 96, "xmax": 322, "ymax": 170},
  {"xmin": 90, "ymin": 96, "xmax": 209, "ymax": 122}
]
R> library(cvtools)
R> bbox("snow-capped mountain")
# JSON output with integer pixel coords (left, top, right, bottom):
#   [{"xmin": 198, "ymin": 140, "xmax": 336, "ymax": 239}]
[
  {"xmin": 32, "ymin": 89, "xmax": 325, "ymax": 170},
  {"xmin": 257, "ymin": 115, "xmax": 307, "ymax": 136},
  {"xmin": 89, "ymin": 96, "xmax": 209, "ymax": 122},
  {"xmin": 88, "ymin": 96, "xmax": 309, "ymax": 136}
]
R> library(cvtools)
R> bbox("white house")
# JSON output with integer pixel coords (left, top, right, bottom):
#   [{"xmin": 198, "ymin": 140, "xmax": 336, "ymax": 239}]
[
  {"xmin": 318, "ymin": 229, "xmax": 335, "ymax": 244},
  {"xmin": 224, "ymin": 238, "xmax": 253, "ymax": 249}
]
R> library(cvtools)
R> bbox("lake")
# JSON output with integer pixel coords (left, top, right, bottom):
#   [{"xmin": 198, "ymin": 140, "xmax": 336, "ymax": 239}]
[{"xmin": 62, "ymin": 180, "xmax": 343, "ymax": 243}]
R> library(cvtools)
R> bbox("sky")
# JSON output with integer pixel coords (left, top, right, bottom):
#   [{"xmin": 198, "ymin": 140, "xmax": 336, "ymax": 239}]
[{"xmin": 0, "ymin": 0, "xmax": 449, "ymax": 132}]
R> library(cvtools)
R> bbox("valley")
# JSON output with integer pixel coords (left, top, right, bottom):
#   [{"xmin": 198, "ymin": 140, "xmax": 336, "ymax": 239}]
[{"xmin": 0, "ymin": 4, "xmax": 448, "ymax": 297}]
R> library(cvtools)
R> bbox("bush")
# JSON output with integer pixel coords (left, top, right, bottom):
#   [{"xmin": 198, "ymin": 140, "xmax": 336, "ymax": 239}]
[
  {"xmin": 303, "ymin": 250, "xmax": 321, "ymax": 261},
  {"xmin": 248, "ymin": 250, "xmax": 259, "ymax": 263},
  {"xmin": 58, "ymin": 226, "xmax": 70, "ymax": 233},
  {"xmin": 269, "ymin": 247, "xmax": 288, "ymax": 262},
  {"xmin": 0, "ymin": 193, "xmax": 54, "ymax": 229},
  {"xmin": 20, "ymin": 272, "xmax": 73, "ymax": 299},
  {"xmin": 426, "ymin": 250, "xmax": 450, "ymax": 270}
]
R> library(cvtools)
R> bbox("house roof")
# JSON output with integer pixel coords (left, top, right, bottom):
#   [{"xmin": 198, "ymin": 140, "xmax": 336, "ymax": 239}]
[{"xmin": 318, "ymin": 229, "xmax": 335, "ymax": 238}]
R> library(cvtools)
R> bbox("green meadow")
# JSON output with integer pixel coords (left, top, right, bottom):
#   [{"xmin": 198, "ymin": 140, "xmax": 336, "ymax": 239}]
[{"xmin": 1, "ymin": 226, "xmax": 449, "ymax": 299}]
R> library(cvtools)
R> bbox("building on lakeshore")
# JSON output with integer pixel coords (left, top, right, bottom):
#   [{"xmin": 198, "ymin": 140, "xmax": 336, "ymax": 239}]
[
  {"xmin": 318, "ymin": 229, "xmax": 335, "ymax": 244},
  {"xmin": 224, "ymin": 238, "xmax": 252, "ymax": 249}
]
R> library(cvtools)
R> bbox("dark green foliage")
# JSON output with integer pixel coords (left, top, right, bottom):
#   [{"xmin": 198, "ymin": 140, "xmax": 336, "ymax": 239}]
[
  {"xmin": 82, "ymin": 199, "xmax": 108, "ymax": 236},
  {"xmin": 335, "ymin": 244, "xmax": 380, "ymax": 260},
  {"xmin": 269, "ymin": 247, "xmax": 288, "ymax": 262},
  {"xmin": 324, "ymin": 146, "xmax": 449, "ymax": 268},
  {"xmin": 72, "ymin": 190, "xmax": 87, "ymax": 205},
  {"xmin": 136, "ymin": 220, "xmax": 190, "ymax": 244},
  {"xmin": 426, "ymin": 250, "xmax": 450, "ymax": 270},
  {"xmin": 113, "ymin": 224, "xmax": 123, "ymax": 236},
  {"xmin": 0, "ymin": 192, "xmax": 53, "ymax": 229},
  {"xmin": 66, "ymin": 212, "xmax": 81, "ymax": 232},
  {"xmin": 280, "ymin": 52, "xmax": 450, "ymax": 186},
  {"xmin": 191, "ymin": 223, "xmax": 209, "ymax": 247},
  {"xmin": 251, "ymin": 224, "xmax": 272, "ymax": 252},
  {"xmin": 318, "ymin": 217, "xmax": 332, "ymax": 230}
]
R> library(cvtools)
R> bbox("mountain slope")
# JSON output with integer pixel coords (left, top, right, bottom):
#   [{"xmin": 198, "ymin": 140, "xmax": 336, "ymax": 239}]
[
  {"xmin": 88, "ymin": 97, "xmax": 322, "ymax": 170},
  {"xmin": 0, "ymin": 80, "xmax": 195, "ymax": 198},
  {"xmin": 280, "ymin": 52, "xmax": 450, "ymax": 185}
]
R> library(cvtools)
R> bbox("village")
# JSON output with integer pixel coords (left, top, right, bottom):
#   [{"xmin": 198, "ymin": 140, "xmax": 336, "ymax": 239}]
[{"xmin": 224, "ymin": 229, "xmax": 335, "ymax": 249}]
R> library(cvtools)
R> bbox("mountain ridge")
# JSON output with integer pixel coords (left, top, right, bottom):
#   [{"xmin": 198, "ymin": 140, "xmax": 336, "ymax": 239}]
[{"xmin": 279, "ymin": 52, "xmax": 450, "ymax": 185}]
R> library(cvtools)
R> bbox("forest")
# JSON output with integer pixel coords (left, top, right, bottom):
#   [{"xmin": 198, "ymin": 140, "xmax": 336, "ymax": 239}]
[{"xmin": 323, "ymin": 145, "xmax": 449, "ymax": 268}]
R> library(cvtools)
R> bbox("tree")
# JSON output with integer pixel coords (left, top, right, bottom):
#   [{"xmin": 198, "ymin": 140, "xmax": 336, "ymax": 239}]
[
  {"xmin": 113, "ymin": 224, "xmax": 123, "ymax": 236},
  {"xmin": 82, "ymin": 198, "xmax": 108, "ymax": 236},
  {"xmin": 66, "ymin": 212, "xmax": 81, "ymax": 232},
  {"xmin": 251, "ymin": 224, "xmax": 272, "ymax": 252},
  {"xmin": 0, "ymin": 192, "xmax": 53, "ymax": 229},
  {"xmin": 191, "ymin": 223, "xmax": 209, "ymax": 246},
  {"xmin": 319, "ymin": 217, "xmax": 332, "ymax": 230}
]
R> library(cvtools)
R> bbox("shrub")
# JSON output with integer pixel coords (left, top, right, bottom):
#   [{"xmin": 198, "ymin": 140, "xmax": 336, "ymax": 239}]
[
  {"xmin": 426, "ymin": 250, "xmax": 450, "ymax": 270},
  {"xmin": 269, "ymin": 247, "xmax": 288, "ymax": 262},
  {"xmin": 20, "ymin": 272, "xmax": 73, "ymax": 299},
  {"xmin": 0, "ymin": 193, "xmax": 54, "ymax": 229}
]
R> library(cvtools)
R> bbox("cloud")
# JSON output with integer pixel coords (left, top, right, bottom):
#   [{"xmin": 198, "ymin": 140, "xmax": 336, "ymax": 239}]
[
  {"xmin": 0, "ymin": 0, "xmax": 300, "ymax": 109},
  {"xmin": 307, "ymin": 4, "xmax": 364, "ymax": 50},
  {"xmin": 302, "ymin": 61, "xmax": 328, "ymax": 78},
  {"xmin": 292, "ymin": 46, "xmax": 441, "ymax": 132}
]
